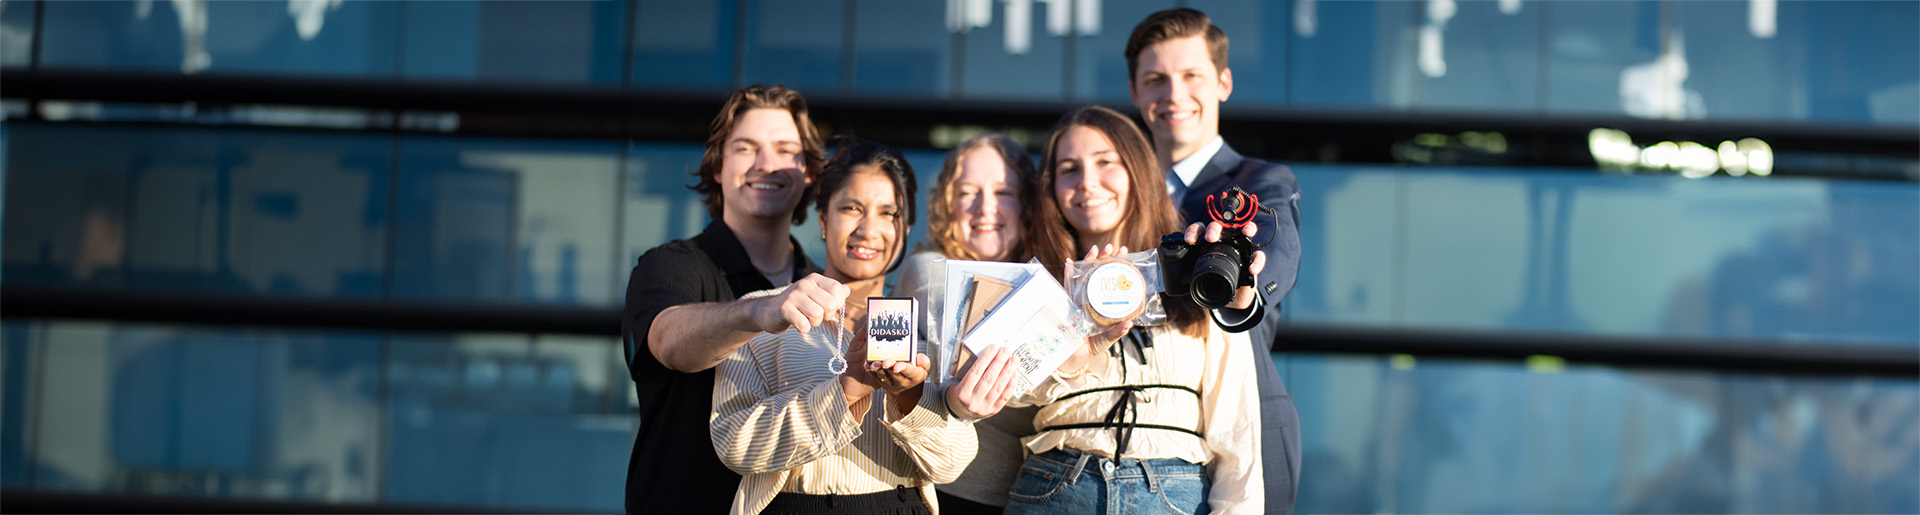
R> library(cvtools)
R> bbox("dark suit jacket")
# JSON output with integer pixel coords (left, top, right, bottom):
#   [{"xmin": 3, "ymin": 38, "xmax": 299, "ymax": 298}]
[{"xmin": 1177, "ymin": 142, "xmax": 1303, "ymax": 514}]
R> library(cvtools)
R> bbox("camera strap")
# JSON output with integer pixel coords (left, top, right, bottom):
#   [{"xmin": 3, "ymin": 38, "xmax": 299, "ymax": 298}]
[{"xmin": 1037, "ymin": 383, "xmax": 1202, "ymax": 458}]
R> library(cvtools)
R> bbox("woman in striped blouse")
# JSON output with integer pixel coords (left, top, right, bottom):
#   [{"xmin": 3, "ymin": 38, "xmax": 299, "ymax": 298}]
[
  {"xmin": 711, "ymin": 140, "xmax": 979, "ymax": 515},
  {"xmin": 1007, "ymin": 106, "xmax": 1266, "ymax": 514}
]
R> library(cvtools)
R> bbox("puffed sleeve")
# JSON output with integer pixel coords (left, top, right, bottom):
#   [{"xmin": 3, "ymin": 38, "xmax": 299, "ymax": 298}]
[
  {"xmin": 1199, "ymin": 326, "xmax": 1264, "ymax": 513},
  {"xmin": 710, "ymin": 331, "xmax": 864, "ymax": 475},
  {"xmin": 882, "ymin": 385, "xmax": 979, "ymax": 484}
]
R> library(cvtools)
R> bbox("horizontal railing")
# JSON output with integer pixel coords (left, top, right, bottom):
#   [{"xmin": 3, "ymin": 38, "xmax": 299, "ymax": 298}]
[{"xmin": 5, "ymin": 286, "xmax": 1912, "ymax": 378}]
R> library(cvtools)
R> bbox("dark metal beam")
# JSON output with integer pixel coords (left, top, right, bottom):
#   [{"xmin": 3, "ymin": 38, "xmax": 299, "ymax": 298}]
[{"xmin": 4, "ymin": 286, "xmax": 1913, "ymax": 378}]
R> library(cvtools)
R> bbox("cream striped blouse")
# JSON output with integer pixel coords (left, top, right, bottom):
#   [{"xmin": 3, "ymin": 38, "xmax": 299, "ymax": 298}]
[
  {"xmin": 711, "ymin": 301, "xmax": 978, "ymax": 515},
  {"xmin": 1010, "ymin": 322, "xmax": 1264, "ymax": 514}
]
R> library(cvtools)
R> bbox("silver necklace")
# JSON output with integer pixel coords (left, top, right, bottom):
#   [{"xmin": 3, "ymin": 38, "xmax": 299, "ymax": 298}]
[{"xmin": 822, "ymin": 312, "xmax": 849, "ymax": 375}]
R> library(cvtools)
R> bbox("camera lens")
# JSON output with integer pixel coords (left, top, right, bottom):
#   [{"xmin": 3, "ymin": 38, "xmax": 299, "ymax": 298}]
[{"xmin": 1190, "ymin": 247, "xmax": 1240, "ymax": 309}]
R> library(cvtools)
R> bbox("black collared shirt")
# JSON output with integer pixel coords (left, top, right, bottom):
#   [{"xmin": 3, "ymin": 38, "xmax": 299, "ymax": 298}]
[{"xmin": 621, "ymin": 221, "xmax": 820, "ymax": 514}]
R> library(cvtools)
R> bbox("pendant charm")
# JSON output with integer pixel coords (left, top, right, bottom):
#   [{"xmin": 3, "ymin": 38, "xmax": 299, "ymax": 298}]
[{"xmin": 827, "ymin": 356, "xmax": 848, "ymax": 375}]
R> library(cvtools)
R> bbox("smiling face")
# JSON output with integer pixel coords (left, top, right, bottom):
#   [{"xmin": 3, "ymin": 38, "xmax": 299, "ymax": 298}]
[
  {"xmin": 1051, "ymin": 125, "xmax": 1131, "ymax": 245},
  {"xmin": 717, "ymin": 108, "xmax": 810, "ymax": 224},
  {"xmin": 950, "ymin": 148, "xmax": 1023, "ymax": 261},
  {"xmin": 820, "ymin": 166, "xmax": 906, "ymax": 283},
  {"xmin": 1129, "ymin": 34, "xmax": 1232, "ymax": 162}
]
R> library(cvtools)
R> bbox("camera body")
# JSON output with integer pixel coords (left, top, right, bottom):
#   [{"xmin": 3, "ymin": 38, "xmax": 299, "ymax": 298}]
[{"xmin": 1159, "ymin": 186, "xmax": 1263, "ymax": 310}]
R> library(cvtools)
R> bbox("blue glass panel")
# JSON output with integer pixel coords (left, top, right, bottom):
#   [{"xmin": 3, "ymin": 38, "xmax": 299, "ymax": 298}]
[
  {"xmin": 960, "ymin": 0, "xmax": 1067, "ymax": 101},
  {"xmin": 622, "ymin": 143, "xmax": 710, "ymax": 269},
  {"xmin": 0, "ymin": 125, "xmax": 392, "ymax": 297},
  {"xmin": 1070, "ymin": 0, "xmax": 1177, "ymax": 103},
  {"xmin": 1286, "ymin": 165, "xmax": 1920, "ymax": 346},
  {"xmin": 0, "ymin": 321, "xmax": 31, "ymax": 487},
  {"xmin": 1183, "ymin": 0, "xmax": 1286, "ymax": 106},
  {"xmin": 1675, "ymin": 1, "xmax": 1919, "ymax": 125},
  {"xmin": 0, "ymin": 0, "xmax": 33, "ymax": 67},
  {"xmin": 631, "ymin": 0, "xmax": 736, "ymax": 90},
  {"xmin": 383, "ymin": 333, "xmax": 630, "ymax": 512},
  {"xmin": 15, "ymin": 320, "xmax": 381, "ymax": 500},
  {"xmin": 393, "ymin": 137, "xmax": 623, "ymax": 305},
  {"xmin": 1288, "ymin": 0, "xmax": 1416, "ymax": 108},
  {"xmin": 851, "ymin": 0, "xmax": 953, "ymax": 97},
  {"xmin": 37, "ymin": 0, "xmax": 398, "ymax": 77},
  {"xmin": 1407, "ymin": 0, "xmax": 1541, "ymax": 112},
  {"xmin": 400, "ymin": 0, "xmax": 626, "ymax": 85},
  {"xmin": 1289, "ymin": 353, "xmax": 1920, "ymax": 513},
  {"xmin": 741, "ymin": 0, "xmax": 845, "ymax": 93},
  {"xmin": 1543, "ymin": 1, "xmax": 1662, "ymax": 117}
]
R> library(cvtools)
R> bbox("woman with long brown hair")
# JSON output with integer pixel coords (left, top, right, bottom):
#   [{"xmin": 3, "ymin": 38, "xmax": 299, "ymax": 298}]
[{"xmin": 1005, "ymin": 106, "xmax": 1264, "ymax": 514}]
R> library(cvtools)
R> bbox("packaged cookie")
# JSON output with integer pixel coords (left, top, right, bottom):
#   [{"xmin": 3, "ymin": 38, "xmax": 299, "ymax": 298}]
[{"xmin": 1066, "ymin": 248, "xmax": 1168, "ymax": 328}]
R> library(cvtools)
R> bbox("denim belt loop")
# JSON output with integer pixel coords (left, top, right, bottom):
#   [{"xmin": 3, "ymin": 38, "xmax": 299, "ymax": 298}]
[
  {"xmin": 1141, "ymin": 459, "xmax": 1161, "ymax": 493},
  {"xmin": 1066, "ymin": 450, "xmax": 1093, "ymax": 485}
]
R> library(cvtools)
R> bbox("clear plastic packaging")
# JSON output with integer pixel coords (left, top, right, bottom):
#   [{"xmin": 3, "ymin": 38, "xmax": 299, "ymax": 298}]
[{"xmin": 1065, "ymin": 248, "xmax": 1168, "ymax": 328}]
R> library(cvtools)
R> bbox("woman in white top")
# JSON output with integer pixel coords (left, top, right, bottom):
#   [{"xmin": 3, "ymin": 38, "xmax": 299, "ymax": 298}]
[
  {"xmin": 711, "ymin": 140, "xmax": 977, "ymax": 515},
  {"xmin": 1005, "ymin": 106, "xmax": 1265, "ymax": 514},
  {"xmin": 893, "ymin": 133, "xmax": 1046, "ymax": 514}
]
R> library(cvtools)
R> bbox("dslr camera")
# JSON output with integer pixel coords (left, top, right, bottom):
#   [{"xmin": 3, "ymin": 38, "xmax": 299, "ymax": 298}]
[{"xmin": 1159, "ymin": 186, "xmax": 1273, "ymax": 309}]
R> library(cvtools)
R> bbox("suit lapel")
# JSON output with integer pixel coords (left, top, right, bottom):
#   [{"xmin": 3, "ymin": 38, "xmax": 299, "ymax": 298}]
[{"xmin": 1182, "ymin": 143, "xmax": 1244, "ymax": 216}]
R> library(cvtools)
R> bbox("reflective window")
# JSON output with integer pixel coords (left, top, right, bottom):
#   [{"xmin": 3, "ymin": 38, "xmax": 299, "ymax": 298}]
[
  {"xmin": 2, "ymin": 320, "xmax": 383, "ymax": 502},
  {"xmin": 740, "ymin": 0, "xmax": 845, "ymax": 93},
  {"xmin": 1, "ymin": 125, "xmax": 392, "ymax": 297},
  {"xmin": 1287, "ymin": 0, "xmax": 1418, "ymax": 108},
  {"xmin": 1543, "ymin": 1, "xmax": 1666, "ymax": 118},
  {"xmin": 960, "ymin": 0, "xmax": 1067, "ymax": 101},
  {"xmin": 1069, "ymin": 0, "xmax": 1176, "ymax": 103},
  {"xmin": 631, "ymin": 0, "xmax": 737, "ymax": 90},
  {"xmin": 1186, "ymin": 0, "xmax": 1286, "ymax": 106},
  {"xmin": 621, "ymin": 143, "xmax": 710, "ymax": 268},
  {"xmin": 384, "ymin": 333, "xmax": 630, "ymax": 512},
  {"xmin": 37, "ymin": 0, "xmax": 399, "ymax": 77},
  {"xmin": 1290, "ymin": 353, "xmax": 1920, "ymax": 513},
  {"xmin": 1402, "ymin": 0, "xmax": 1541, "ymax": 112},
  {"xmin": 393, "ymin": 137, "xmax": 623, "ymax": 306},
  {"xmin": 851, "ymin": 0, "xmax": 953, "ymax": 97},
  {"xmin": 399, "ymin": 0, "xmax": 626, "ymax": 85},
  {"xmin": 1, "ymin": 321, "xmax": 30, "ymax": 488},
  {"xmin": 1287, "ymin": 165, "xmax": 1920, "ymax": 346},
  {"xmin": 1677, "ymin": 1, "xmax": 1919, "ymax": 125},
  {"xmin": 0, "ymin": 0, "xmax": 33, "ymax": 67}
]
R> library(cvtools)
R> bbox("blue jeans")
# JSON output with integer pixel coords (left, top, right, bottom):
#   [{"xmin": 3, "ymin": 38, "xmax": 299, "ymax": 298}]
[{"xmin": 1003, "ymin": 448, "xmax": 1210, "ymax": 515}]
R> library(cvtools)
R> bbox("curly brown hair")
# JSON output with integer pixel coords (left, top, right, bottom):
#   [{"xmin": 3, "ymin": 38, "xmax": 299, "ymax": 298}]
[{"xmin": 690, "ymin": 85, "xmax": 828, "ymax": 225}]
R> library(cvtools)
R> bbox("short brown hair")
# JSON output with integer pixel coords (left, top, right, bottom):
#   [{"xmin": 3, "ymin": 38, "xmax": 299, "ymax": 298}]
[
  {"xmin": 920, "ymin": 133, "xmax": 1040, "ymax": 262},
  {"xmin": 1029, "ymin": 106, "xmax": 1205, "ymax": 336},
  {"xmin": 1124, "ymin": 8, "xmax": 1230, "ymax": 82},
  {"xmin": 691, "ymin": 85, "xmax": 828, "ymax": 225}
]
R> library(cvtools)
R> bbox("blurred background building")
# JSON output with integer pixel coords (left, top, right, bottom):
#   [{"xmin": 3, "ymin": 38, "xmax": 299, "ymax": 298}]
[{"xmin": 1, "ymin": 0, "xmax": 1915, "ymax": 513}]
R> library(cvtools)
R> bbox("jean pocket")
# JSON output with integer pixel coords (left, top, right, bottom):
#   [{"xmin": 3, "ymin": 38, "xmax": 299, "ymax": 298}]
[
  {"xmin": 1154, "ymin": 473, "xmax": 1210, "ymax": 515},
  {"xmin": 1006, "ymin": 462, "xmax": 1068, "ymax": 504}
]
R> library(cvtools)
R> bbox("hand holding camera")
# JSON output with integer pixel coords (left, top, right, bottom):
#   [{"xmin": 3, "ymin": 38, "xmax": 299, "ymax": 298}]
[{"xmin": 1159, "ymin": 186, "xmax": 1272, "ymax": 310}]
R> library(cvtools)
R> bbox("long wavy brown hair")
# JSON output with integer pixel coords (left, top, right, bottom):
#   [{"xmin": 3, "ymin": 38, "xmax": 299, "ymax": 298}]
[
  {"xmin": 918, "ymin": 133, "xmax": 1040, "ymax": 262},
  {"xmin": 1029, "ymin": 106, "xmax": 1205, "ymax": 337}
]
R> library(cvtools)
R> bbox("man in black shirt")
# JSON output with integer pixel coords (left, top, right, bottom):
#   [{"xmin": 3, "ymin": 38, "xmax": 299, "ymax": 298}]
[{"xmin": 622, "ymin": 85, "xmax": 851, "ymax": 514}]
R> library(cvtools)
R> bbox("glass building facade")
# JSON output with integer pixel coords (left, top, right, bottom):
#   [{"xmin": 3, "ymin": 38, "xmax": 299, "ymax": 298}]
[{"xmin": 2, "ymin": 0, "xmax": 1915, "ymax": 513}]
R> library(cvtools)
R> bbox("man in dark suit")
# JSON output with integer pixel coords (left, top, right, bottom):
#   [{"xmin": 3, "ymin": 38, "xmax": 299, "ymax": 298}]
[{"xmin": 1126, "ymin": 8, "xmax": 1304, "ymax": 514}]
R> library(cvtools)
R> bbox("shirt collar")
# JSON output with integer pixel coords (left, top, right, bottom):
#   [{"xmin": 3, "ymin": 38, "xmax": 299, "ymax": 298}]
[{"xmin": 1169, "ymin": 136, "xmax": 1225, "ymax": 187}]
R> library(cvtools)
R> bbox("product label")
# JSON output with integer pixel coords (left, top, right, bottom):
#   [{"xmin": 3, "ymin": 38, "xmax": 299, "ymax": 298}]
[{"xmin": 1086, "ymin": 262, "xmax": 1146, "ymax": 321}]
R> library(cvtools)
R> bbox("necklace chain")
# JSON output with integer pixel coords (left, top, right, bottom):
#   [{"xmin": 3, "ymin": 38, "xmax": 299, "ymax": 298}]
[{"xmin": 824, "ymin": 312, "xmax": 849, "ymax": 375}]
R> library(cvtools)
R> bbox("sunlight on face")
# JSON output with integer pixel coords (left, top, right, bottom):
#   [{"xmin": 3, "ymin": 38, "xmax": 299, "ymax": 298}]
[
  {"xmin": 950, "ymin": 148, "xmax": 1022, "ymax": 261},
  {"xmin": 1052, "ymin": 125, "xmax": 1131, "ymax": 243},
  {"xmin": 821, "ymin": 166, "xmax": 905, "ymax": 282}
]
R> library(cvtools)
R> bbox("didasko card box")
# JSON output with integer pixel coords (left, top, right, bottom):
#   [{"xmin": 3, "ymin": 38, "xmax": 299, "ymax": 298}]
[{"xmin": 865, "ymin": 297, "xmax": 917, "ymax": 362}]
